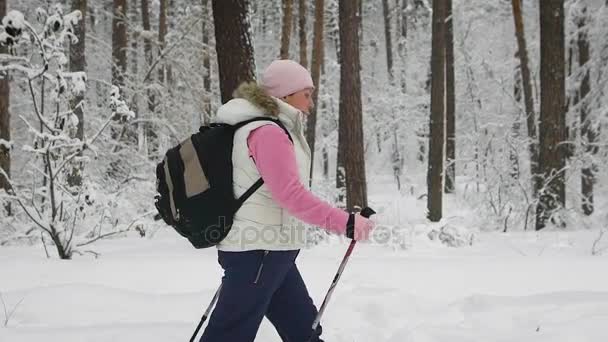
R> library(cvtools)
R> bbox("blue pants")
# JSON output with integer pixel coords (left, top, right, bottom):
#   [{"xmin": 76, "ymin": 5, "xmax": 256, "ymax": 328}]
[{"xmin": 201, "ymin": 250, "xmax": 324, "ymax": 342}]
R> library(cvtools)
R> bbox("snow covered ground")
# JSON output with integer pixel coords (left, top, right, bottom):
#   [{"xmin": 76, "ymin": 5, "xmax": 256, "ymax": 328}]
[{"xmin": 1, "ymin": 227, "xmax": 608, "ymax": 342}]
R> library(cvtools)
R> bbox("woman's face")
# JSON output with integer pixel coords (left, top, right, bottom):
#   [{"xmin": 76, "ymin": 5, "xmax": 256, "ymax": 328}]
[{"xmin": 284, "ymin": 88, "xmax": 314, "ymax": 114}]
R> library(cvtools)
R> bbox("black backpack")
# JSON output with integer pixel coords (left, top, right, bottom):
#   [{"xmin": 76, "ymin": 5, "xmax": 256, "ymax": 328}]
[{"xmin": 154, "ymin": 117, "xmax": 292, "ymax": 248}]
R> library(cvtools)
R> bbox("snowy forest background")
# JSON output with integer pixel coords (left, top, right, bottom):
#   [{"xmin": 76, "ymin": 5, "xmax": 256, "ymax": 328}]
[
  {"xmin": 1, "ymin": 1, "xmax": 608, "ymax": 341},
  {"xmin": 0, "ymin": 0, "xmax": 607, "ymax": 260}
]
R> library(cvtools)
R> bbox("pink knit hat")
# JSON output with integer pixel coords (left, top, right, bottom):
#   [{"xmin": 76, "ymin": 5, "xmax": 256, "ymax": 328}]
[{"xmin": 261, "ymin": 59, "xmax": 314, "ymax": 98}]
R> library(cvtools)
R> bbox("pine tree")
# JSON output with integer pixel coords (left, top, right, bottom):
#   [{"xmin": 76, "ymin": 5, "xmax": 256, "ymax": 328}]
[
  {"xmin": 338, "ymin": 0, "xmax": 368, "ymax": 210},
  {"xmin": 536, "ymin": 0, "xmax": 566, "ymax": 230},
  {"xmin": 298, "ymin": 0, "xmax": 308, "ymax": 68},
  {"xmin": 112, "ymin": 0, "xmax": 128, "ymax": 87},
  {"xmin": 382, "ymin": 0, "xmax": 394, "ymax": 82},
  {"xmin": 306, "ymin": 0, "xmax": 325, "ymax": 179},
  {"xmin": 427, "ymin": 0, "xmax": 447, "ymax": 222},
  {"xmin": 280, "ymin": 0, "xmax": 293, "ymax": 59}
]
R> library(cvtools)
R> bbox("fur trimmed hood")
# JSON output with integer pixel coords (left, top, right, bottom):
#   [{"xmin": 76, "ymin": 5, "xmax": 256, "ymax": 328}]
[{"xmin": 214, "ymin": 82, "xmax": 302, "ymax": 130}]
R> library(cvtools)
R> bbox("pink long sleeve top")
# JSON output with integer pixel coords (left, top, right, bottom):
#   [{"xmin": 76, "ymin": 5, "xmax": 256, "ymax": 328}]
[{"xmin": 247, "ymin": 124, "xmax": 349, "ymax": 234}]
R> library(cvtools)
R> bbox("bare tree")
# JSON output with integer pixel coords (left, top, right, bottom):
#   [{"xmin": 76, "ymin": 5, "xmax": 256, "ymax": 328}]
[
  {"xmin": 280, "ymin": 0, "xmax": 293, "ymax": 59},
  {"xmin": 382, "ymin": 0, "xmax": 394, "ymax": 82},
  {"xmin": 112, "ymin": 0, "xmax": 128, "ymax": 87},
  {"xmin": 444, "ymin": 0, "xmax": 455, "ymax": 193},
  {"xmin": 0, "ymin": 0, "xmax": 10, "ymax": 215},
  {"xmin": 338, "ymin": 0, "xmax": 367, "ymax": 210},
  {"xmin": 511, "ymin": 0, "xmax": 539, "ymax": 195},
  {"xmin": 306, "ymin": 0, "xmax": 325, "ymax": 179},
  {"xmin": 536, "ymin": 0, "xmax": 566, "ymax": 230},
  {"xmin": 427, "ymin": 0, "xmax": 447, "ymax": 222},
  {"xmin": 212, "ymin": 0, "xmax": 256, "ymax": 103}
]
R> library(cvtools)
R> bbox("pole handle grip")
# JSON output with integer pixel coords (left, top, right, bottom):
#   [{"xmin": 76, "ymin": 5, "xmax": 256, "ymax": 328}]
[{"xmin": 360, "ymin": 206, "xmax": 376, "ymax": 218}]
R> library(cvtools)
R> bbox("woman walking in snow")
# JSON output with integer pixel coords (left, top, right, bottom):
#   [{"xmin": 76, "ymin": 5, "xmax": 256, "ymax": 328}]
[{"xmin": 200, "ymin": 59, "xmax": 375, "ymax": 342}]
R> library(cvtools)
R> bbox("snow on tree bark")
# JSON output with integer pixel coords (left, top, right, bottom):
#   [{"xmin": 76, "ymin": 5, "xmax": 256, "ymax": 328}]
[
  {"xmin": 575, "ymin": 4, "xmax": 597, "ymax": 216},
  {"xmin": 112, "ymin": 0, "xmax": 128, "ymax": 88},
  {"xmin": 0, "ymin": 0, "xmax": 10, "ymax": 214},
  {"xmin": 67, "ymin": 0, "xmax": 87, "ymax": 188}
]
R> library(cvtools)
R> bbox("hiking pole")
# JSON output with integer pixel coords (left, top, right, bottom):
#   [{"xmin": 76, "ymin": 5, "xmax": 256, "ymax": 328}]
[
  {"xmin": 189, "ymin": 284, "xmax": 222, "ymax": 342},
  {"xmin": 308, "ymin": 207, "xmax": 376, "ymax": 342}
]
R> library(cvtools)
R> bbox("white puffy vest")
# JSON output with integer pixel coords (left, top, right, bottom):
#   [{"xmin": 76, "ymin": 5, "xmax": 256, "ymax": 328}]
[{"xmin": 213, "ymin": 98, "xmax": 312, "ymax": 251}]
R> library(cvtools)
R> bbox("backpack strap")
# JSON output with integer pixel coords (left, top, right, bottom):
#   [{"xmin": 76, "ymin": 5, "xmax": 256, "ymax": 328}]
[
  {"xmin": 232, "ymin": 117, "xmax": 293, "ymax": 142},
  {"xmin": 233, "ymin": 117, "xmax": 293, "ymax": 210}
]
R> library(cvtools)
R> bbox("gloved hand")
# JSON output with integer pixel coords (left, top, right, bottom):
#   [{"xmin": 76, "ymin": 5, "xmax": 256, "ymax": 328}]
[{"xmin": 346, "ymin": 212, "xmax": 376, "ymax": 241}]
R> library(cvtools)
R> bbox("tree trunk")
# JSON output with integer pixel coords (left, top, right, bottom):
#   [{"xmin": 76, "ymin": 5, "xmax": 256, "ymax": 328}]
[
  {"xmin": 166, "ymin": 0, "xmax": 174, "ymax": 85},
  {"xmin": 202, "ymin": 0, "xmax": 212, "ymax": 124},
  {"xmin": 306, "ymin": 0, "xmax": 324, "ymax": 180},
  {"xmin": 129, "ymin": 1, "xmax": 139, "ymax": 119},
  {"xmin": 327, "ymin": 0, "xmax": 340, "ymax": 62},
  {"xmin": 89, "ymin": 3, "xmax": 96, "ymax": 32},
  {"xmin": 212, "ymin": 0, "xmax": 256, "ymax": 104},
  {"xmin": 67, "ymin": 0, "xmax": 87, "ymax": 188},
  {"xmin": 398, "ymin": 0, "xmax": 408, "ymax": 92},
  {"xmin": 112, "ymin": 0, "xmax": 128, "ymax": 87},
  {"xmin": 141, "ymin": 0, "xmax": 154, "ymax": 114},
  {"xmin": 358, "ymin": 0, "xmax": 363, "ymax": 41},
  {"xmin": 322, "ymin": 144, "xmax": 329, "ymax": 179},
  {"xmin": 338, "ymin": 0, "xmax": 367, "ymax": 211},
  {"xmin": 127, "ymin": 2, "xmax": 143, "ymax": 152},
  {"xmin": 140, "ymin": 0, "xmax": 156, "ymax": 155},
  {"xmin": 299, "ymin": 0, "xmax": 308, "ymax": 68},
  {"xmin": 576, "ymin": 4, "xmax": 596, "ymax": 216},
  {"xmin": 536, "ymin": 0, "xmax": 566, "ymax": 230},
  {"xmin": 444, "ymin": 0, "xmax": 455, "ymax": 194},
  {"xmin": 158, "ymin": 0, "xmax": 167, "ymax": 84},
  {"xmin": 280, "ymin": 0, "xmax": 293, "ymax": 59},
  {"xmin": 382, "ymin": 0, "xmax": 394, "ymax": 82},
  {"xmin": 0, "ymin": 0, "xmax": 10, "ymax": 215},
  {"xmin": 427, "ymin": 0, "xmax": 447, "ymax": 222},
  {"xmin": 511, "ymin": 0, "xmax": 540, "ymax": 196}
]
